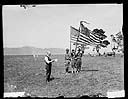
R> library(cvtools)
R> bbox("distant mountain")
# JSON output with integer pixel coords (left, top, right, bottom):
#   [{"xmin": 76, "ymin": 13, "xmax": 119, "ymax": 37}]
[{"xmin": 4, "ymin": 46, "xmax": 65, "ymax": 55}]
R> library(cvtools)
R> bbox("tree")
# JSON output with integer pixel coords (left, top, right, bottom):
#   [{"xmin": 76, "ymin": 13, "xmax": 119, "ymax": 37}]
[
  {"xmin": 100, "ymin": 40, "xmax": 110, "ymax": 48},
  {"xmin": 95, "ymin": 45, "xmax": 101, "ymax": 56}
]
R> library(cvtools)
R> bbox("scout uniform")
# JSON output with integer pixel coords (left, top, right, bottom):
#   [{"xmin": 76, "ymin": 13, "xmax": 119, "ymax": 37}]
[
  {"xmin": 64, "ymin": 49, "xmax": 71, "ymax": 73},
  {"xmin": 75, "ymin": 49, "xmax": 83, "ymax": 73},
  {"xmin": 70, "ymin": 50, "xmax": 76, "ymax": 73}
]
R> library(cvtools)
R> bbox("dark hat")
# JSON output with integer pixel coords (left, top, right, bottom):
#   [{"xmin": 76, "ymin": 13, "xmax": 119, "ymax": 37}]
[
  {"xmin": 110, "ymin": 34, "xmax": 114, "ymax": 37},
  {"xmin": 72, "ymin": 49, "xmax": 75, "ymax": 52},
  {"xmin": 66, "ymin": 48, "xmax": 69, "ymax": 51},
  {"xmin": 78, "ymin": 48, "xmax": 81, "ymax": 51}
]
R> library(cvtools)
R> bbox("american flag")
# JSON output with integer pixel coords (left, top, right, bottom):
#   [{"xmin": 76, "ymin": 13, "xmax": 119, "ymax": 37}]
[
  {"xmin": 70, "ymin": 26, "xmax": 90, "ymax": 45},
  {"xmin": 70, "ymin": 26, "xmax": 102, "ymax": 46},
  {"xmin": 80, "ymin": 21, "xmax": 90, "ymax": 36}
]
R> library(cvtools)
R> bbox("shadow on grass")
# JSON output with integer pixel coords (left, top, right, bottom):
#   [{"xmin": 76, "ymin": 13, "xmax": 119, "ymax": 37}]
[
  {"xmin": 81, "ymin": 69, "xmax": 99, "ymax": 72},
  {"xmin": 68, "ymin": 71, "xmax": 72, "ymax": 73},
  {"xmin": 49, "ymin": 77, "xmax": 61, "ymax": 81}
]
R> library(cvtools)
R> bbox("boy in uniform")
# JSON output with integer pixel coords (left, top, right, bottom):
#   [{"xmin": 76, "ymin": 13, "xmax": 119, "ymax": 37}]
[
  {"xmin": 64, "ymin": 48, "xmax": 71, "ymax": 73},
  {"xmin": 75, "ymin": 48, "xmax": 83, "ymax": 73},
  {"xmin": 70, "ymin": 49, "xmax": 76, "ymax": 73}
]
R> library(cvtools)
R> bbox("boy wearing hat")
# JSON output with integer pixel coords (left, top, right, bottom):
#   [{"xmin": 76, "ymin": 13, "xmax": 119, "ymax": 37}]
[
  {"xmin": 75, "ymin": 48, "xmax": 83, "ymax": 73},
  {"xmin": 64, "ymin": 48, "xmax": 71, "ymax": 73},
  {"xmin": 70, "ymin": 49, "xmax": 77, "ymax": 73}
]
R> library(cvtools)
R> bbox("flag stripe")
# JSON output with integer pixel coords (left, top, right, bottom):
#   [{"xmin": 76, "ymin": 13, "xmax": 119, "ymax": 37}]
[
  {"xmin": 71, "ymin": 38, "xmax": 90, "ymax": 45},
  {"xmin": 90, "ymin": 33, "xmax": 101, "ymax": 41},
  {"xmin": 71, "ymin": 35, "xmax": 78, "ymax": 42},
  {"xmin": 89, "ymin": 33, "xmax": 101, "ymax": 43},
  {"xmin": 70, "ymin": 40, "xmax": 84, "ymax": 45},
  {"xmin": 79, "ymin": 32, "xmax": 101, "ymax": 44},
  {"xmin": 72, "ymin": 36, "xmax": 101, "ymax": 45},
  {"xmin": 71, "ymin": 32, "xmax": 101, "ymax": 45},
  {"xmin": 70, "ymin": 25, "xmax": 102, "ymax": 46},
  {"xmin": 71, "ymin": 38, "xmax": 96, "ymax": 46},
  {"xmin": 79, "ymin": 23, "xmax": 102, "ymax": 43},
  {"xmin": 80, "ymin": 33, "xmax": 93, "ymax": 42},
  {"xmin": 71, "ymin": 35, "xmax": 78, "ymax": 39},
  {"xmin": 71, "ymin": 38, "xmax": 77, "ymax": 42},
  {"xmin": 71, "ymin": 37, "xmax": 83, "ymax": 44},
  {"xmin": 78, "ymin": 34, "xmax": 91, "ymax": 44},
  {"xmin": 78, "ymin": 39, "xmax": 90, "ymax": 45},
  {"xmin": 91, "ymin": 32, "xmax": 101, "ymax": 39},
  {"xmin": 79, "ymin": 36, "xmax": 92, "ymax": 44}
]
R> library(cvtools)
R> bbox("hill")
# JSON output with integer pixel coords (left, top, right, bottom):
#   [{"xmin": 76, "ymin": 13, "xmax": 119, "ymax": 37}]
[{"xmin": 4, "ymin": 46, "xmax": 65, "ymax": 55}]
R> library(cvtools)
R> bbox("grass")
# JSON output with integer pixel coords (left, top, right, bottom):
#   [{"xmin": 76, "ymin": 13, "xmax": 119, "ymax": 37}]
[{"xmin": 4, "ymin": 54, "xmax": 124, "ymax": 97}]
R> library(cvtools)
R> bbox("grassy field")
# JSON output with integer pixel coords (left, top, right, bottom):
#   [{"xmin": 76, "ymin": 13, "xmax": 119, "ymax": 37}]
[{"xmin": 4, "ymin": 54, "xmax": 124, "ymax": 97}]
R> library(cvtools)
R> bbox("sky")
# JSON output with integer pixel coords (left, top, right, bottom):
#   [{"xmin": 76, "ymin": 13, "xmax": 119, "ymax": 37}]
[{"xmin": 3, "ymin": 4, "xmax": 123, "ymax": 53}]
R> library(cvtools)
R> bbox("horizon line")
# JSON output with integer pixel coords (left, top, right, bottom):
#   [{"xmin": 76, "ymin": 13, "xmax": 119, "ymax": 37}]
[{"xmin": 3, "ymin": 46, "xmax": 66, "ymax": 49}]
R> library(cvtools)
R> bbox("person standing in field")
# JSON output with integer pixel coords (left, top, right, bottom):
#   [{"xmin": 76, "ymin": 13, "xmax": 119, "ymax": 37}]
[
  {"xmin": 70, "ymin": 49, "xmax": 76, "ymax": 73},
  {"xmin": 64, "ymin": 48, "xmax": 71, "ymax": 73},
  {"xmin": 75, "ymin": 48, "xmax": 83, "ymax": 73},
  {"xmin": 96, "ymin": 45, "xmax": 101, "ymax": 56},
  {"xmin": 110, "ymin": 35, "xmax": 118, "ymax": 57},
  {"xmin": 44, "ymin": 51, "xmax": 56, "ymax": 83}
]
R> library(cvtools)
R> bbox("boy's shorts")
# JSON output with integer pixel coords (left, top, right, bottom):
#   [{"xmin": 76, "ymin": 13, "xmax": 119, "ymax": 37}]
[
  {"xmin": 65, "ymin": 60, "xmax": 70, "ymax": 67},
  {"xmin": 71, "ymin": 59, "xmax": 76, "ymax": 68}
]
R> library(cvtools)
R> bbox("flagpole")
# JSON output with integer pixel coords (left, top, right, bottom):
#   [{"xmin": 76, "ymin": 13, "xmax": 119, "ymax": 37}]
[
  {"xmin": 75, "ymin": 38, "xmax": 78, "ymax": 54},
  {"xmin": 70, "ymin": 28, "xmax": 71, "ymax": 53},
  {"xmin": 75, "ymin": 28, "xmax": 80, "ymax": 54},
  {"xmin": 70, "ymin": 41, "xmax": 71, "ymax": 54}
]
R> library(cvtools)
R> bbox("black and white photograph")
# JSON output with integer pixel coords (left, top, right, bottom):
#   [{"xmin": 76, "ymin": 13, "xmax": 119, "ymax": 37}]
[{"xmin": 3, "ymin": 4, "xmax": 124, "ymax": 98}]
